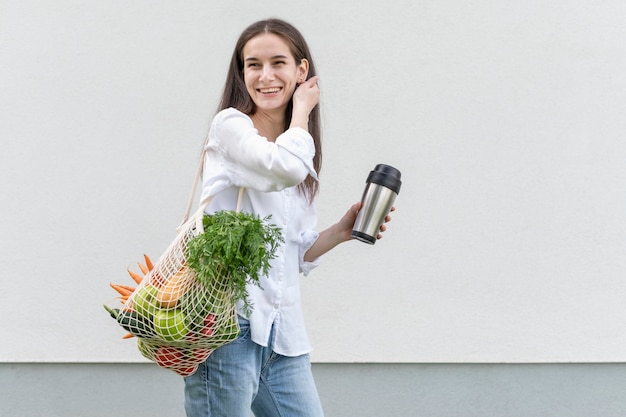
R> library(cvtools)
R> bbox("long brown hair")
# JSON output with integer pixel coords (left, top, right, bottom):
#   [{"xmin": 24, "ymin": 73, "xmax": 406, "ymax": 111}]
[{"xmin": 218, "ymin": 18, "xmax": 321, "ymax": 201}]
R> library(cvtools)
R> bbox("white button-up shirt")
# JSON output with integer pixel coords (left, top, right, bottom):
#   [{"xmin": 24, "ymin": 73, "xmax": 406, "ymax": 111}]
[{"xmin": 200, "ymin": 108, "xmax": 321, "ymax": 357}]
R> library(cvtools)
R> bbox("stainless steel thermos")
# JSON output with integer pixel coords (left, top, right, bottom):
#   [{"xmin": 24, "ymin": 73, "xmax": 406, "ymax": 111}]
[{"xmin": 351, "ymin": 164, "xmax": 401, "ymax": 244}]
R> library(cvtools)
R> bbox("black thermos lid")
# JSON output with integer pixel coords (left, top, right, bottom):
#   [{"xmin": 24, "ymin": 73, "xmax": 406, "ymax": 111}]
[{"xmin": 366, "ymin": 164, "xmax": 402, "ymax": 194}]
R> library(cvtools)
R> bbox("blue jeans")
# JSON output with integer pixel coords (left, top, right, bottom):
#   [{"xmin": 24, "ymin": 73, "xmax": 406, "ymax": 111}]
[{"xmin": 184, "ymin": 318, "xmax": 324, "ymax": 417}]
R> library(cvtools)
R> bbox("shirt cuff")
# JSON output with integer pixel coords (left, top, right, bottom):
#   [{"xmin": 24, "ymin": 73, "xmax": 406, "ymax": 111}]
[{"xmin": 299, "ymin": 229, "xmax": 322, "ymax": 276}]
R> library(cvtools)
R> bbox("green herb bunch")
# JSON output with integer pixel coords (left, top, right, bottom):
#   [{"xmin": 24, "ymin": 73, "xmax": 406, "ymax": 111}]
[{"xmin": 186, "ymin": 210, "xmax": 284, "ymax": 316}]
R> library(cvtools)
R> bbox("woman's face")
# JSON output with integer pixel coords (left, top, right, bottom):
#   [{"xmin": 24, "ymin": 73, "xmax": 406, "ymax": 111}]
[{"xmin": 242, "ymin": 33, "xmax": 309, "ymax": 116}]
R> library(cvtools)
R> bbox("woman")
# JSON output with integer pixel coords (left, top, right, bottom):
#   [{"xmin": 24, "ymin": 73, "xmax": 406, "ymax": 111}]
[{"xmin": 184, "ymin": 18, "xmax": 393, "ymax": 417}]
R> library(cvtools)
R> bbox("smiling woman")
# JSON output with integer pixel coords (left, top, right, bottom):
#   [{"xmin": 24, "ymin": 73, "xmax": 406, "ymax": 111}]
[{"xmin": 181, "ymin": 18, "xmax": 394, "ymax": 417}]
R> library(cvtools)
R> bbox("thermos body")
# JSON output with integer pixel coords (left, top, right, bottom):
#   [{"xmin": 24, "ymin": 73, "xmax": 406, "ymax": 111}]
[
  {"xmin": 352, "ymin": 164, "xmax": 401, "ymax": 245},
  {"xmin": 352, "ymin": 183, "xmax": 398, "ymax": 244}
]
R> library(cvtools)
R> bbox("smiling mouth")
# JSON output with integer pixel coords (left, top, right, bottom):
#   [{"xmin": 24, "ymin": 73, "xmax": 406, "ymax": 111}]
[{"xmin": 258, "ymin": 87, "xmax": 282, "ymax": 94}]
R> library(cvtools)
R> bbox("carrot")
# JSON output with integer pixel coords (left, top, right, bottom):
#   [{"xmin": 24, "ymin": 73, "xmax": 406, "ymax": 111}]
[
  {"xmin": 127, "ymin": 268, "xmax": 143, "ymax": 285},
  {"xmin": 116, "ymin": 284, "xmax": 136, "ymax": 293},
  {"xmin": 110, "ymin": 283, "xmax": 133, "ymax": 297},
  {"xmin": 122, "ymin": 332, "xmax": 134, "ymax": 339},
  {"xmin": 143, "ymin": 254, "xmax": 154, "ymax": 271},
  {"xmin": 138, "ymin": 262, "xmax": 149, "ymax": 275}
]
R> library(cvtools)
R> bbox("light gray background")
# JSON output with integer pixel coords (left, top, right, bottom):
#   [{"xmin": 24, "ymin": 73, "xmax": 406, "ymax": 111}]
[{"xmin": 2, "ymin": 0, "xmax": 626, "ymax": 415}]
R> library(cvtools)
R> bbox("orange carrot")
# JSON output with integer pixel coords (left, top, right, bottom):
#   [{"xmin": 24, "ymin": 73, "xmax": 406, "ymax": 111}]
[
  {"xmin": 122, "ymin": 332, "xmax": 134, "ymax": 339},
  {"xmin": 110, "ymin": 283, "xmax": 133, "ymax": 297},
  {"xmin": 116, "ymin": 284, "xmax": 136, "ymax": 293},
  {"xmin": 138, "ymin": 262, "xmax": 149, "ymax": 275},
  {"xmin": 143, "ymin": 254, "xmax": 154, "ymax": 271},
  {"xmin": 127, "ymin": 268, "xmax": 143, "ymax": 285}
]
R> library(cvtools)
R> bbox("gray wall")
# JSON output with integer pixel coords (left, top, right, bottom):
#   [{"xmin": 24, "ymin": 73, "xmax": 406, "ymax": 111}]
[
  {"xmin": 2, "ymin": 363, "xmax": 626, "ymax": 417},
  {"xmin": 3, "ymin": 0, "xmax": 626, "ymax": 365}
]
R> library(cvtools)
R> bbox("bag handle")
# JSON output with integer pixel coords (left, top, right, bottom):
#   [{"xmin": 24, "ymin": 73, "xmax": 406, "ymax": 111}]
[{"xmin": 179, "ymin": 133, "xmax": 244, "ymax": 228}]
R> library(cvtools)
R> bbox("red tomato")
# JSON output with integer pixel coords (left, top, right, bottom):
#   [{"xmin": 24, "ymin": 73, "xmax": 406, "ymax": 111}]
[
  {"xmin": 154, "ymin": 346, "xmax": 184, "ymax": 368},
  {"xmin": 204, "ymin": 314, "xmax": 216, "ymax": 327},
  {"xmin": 200, "ymin": 326, "xmax": 214, "ymax": 337},
  {"xmin": 206, "ymin": 314, "xmax": 217, "ymax": 323}
]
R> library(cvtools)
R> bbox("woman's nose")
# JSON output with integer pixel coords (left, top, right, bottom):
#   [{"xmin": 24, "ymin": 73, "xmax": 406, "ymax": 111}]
[{"xmin": 259, "ymin": 65, "xmax": 274, "ymax": 81}]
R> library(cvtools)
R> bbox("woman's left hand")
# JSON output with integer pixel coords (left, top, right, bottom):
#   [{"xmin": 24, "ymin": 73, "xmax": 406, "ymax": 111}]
[{"xmin": 338, "ymin": 202, "xmax": 395, "ymax": 241}]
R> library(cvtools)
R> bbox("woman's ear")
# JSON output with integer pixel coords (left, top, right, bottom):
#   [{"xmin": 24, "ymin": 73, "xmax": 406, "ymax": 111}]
[{"xmin": 298, "ymin": 58, "xmax": 310, "ymax": 82}]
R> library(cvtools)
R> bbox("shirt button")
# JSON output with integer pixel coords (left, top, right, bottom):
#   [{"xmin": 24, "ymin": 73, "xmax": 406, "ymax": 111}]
[{"xmin": 274, "ymin": 304, "xmax": 279, "ymax": 310}]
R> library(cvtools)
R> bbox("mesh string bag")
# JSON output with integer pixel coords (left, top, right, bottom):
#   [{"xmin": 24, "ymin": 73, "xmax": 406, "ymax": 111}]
[
  {"xmin": 121, "ymin": 195, "xmax": 241, "ymax": 376},
  {"xmin": 108, "ymin": 188, "xmax": 242, "ymax": 376},
  {"xmin": 105, "ymin": 143, "xmax": 282, "ymax": 376}
]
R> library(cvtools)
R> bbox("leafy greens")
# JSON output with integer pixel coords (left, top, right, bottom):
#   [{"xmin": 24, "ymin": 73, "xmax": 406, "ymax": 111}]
[{"xmin": 186, "ymin": 210, "xmax": 284, "ymax": 316}]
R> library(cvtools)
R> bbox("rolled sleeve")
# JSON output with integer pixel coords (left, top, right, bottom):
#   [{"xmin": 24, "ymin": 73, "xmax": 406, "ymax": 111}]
[
  {"xmin": 211, "ymin": 108, "xmax": 318, "ymax": 191},
  {"xmin": 276, "ymin": 128, "xmax": 319, "ymax": 181}
]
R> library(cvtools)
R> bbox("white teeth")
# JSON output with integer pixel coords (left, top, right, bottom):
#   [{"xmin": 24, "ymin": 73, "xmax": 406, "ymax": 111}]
[{"xmin": 259, "ymin": 87, "xmax": 280, "ymax": 93}]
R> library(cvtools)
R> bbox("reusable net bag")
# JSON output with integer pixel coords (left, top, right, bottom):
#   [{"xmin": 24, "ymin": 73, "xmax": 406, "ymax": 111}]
[{"xmin": 105, "ymin": 144, "xmax": 282, "ymax": 376}]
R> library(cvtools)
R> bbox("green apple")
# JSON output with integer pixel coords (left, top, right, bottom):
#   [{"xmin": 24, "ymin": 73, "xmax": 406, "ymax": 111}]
[
  {"xmin": 133, "ymin": 285, "xmax": 159, "ymax": 319},
  {"xmin": 154, "ymin": 308, "xmax": 188, "ymax": 342}
]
